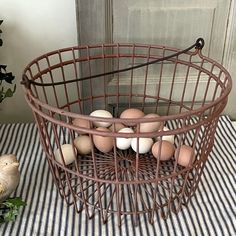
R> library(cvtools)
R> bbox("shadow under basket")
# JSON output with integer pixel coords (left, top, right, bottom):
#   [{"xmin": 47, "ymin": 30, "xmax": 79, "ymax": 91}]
[{"xmin": 21, "ymin": 38, "xmax": 232, "ymax": 226}]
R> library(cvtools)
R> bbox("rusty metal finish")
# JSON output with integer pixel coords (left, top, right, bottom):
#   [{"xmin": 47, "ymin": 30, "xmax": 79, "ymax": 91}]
[{"xmin": 21, "ymin": 39, "xmax": 232, "ymax": 226}]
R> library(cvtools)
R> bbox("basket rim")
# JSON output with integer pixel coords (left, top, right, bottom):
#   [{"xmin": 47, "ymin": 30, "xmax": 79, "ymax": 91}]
[
  {"xmin": 22, "ymin": 43, "xmax": 232, "ymax": 126},
  {"xmin": 24, "ymin": 85, "xmax": 230, "ymax": 128}
]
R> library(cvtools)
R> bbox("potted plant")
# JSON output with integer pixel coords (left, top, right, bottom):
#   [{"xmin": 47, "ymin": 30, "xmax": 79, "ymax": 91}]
[
  {"xmin": 0, "ymin": 20, "xmax": 16, "ymax": 104},
  {"xmin": 0, "ymin": 20, "xmax": 26, "ymax": 224}
]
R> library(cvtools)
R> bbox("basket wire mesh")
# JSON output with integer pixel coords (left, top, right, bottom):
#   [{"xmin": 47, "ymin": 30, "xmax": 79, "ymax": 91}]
[{"xmin": 21, "ymin": 38, "xmax": 232, "ymax": 226}]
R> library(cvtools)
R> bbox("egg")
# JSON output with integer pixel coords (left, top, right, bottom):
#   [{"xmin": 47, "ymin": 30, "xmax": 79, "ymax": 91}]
[
  {"xmin": 72, "ymin": 118, "xmax": 91, "ymax": 133},
  {"xmin": 109, "ymin": 123, "xmax": 126, "ymax": 132},
  {"xmin": 175, "ymin": 145, "xmax": 195, "ymax": 167},
  {"xmin": 92, "ymin": 127, "xmax": 113, "ymax": 153},
  {"xmin": 120, "ymin": 108, "xmax": 145, "ymax": 126},
  {"xmin": 54, "ymin": 144, "xmax": 77, "ymax": 165},
  {"xmin": 140, "ymin": 113, "xmax": 162, "ymax": 133},
  {"xmin": 116, "ymin": 127, "xmax": 134, "ymax": 150},
  {"xmin": 74, "ymin": 135, "xmax": 92, "ymax": 155},
  {"xmin": 90, "ymin": 110, "xmax": 113, "ymax": 128},
  {"xmin": 151, "ymin": 140, "xmax": 175, "ymax": 161},
  {"xmin": 156, "ymin": 126, "xmax": 175, "ymax": 144},
  {"xmin": 131, "ymin": 137, "xmax": 153, "ymax": 154}
]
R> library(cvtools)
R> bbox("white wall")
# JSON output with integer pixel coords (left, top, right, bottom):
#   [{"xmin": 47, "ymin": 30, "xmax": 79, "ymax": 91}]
[
  {"xmin": 0, "ymin": 0, "xmax": 78, "ymax": 123},
  {"xmin": 224, "ymin": 3, "xmax": 236, "ymax": 120}
]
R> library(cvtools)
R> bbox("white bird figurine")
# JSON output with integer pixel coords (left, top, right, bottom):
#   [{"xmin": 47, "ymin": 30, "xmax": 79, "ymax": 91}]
[{"xmin": 0, "ymin": 154, "xmax": 20, "ymax": 202}]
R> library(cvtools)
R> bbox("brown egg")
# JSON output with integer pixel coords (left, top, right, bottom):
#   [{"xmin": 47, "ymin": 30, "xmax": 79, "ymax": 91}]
[
  {"xmin": 92, "ymin": 127, "xmax": 113, "ymax": 153},
  {"xmin": 109, "ymin": 123, "xmax": 126, "ymax": 132},
  {"xmin": 120, "ymin": 108, "xmax": 145, "ymax": 126},
  {"xmin": 74, "ymin": 135, "xmax": 92, "ymax": 155},
  {"xmin": 72, "ymin": 118, "xmax": 90, "ymax": 134},
  {"xmin": 152, "ymin": 140, "xmax": 175, "ymax": 161},
  {"xmin": 140, "ymin": 113, "xmax": 162, "ymax": 133},
  {"xmin": 175, "ymin": 145, "xmax": 195, "ymax": 167}
]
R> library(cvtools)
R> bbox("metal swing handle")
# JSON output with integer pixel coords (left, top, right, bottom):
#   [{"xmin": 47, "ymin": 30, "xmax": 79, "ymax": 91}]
[{"xmin": 21, "ymin": 38, "xmax": 205, "ymax": 89}]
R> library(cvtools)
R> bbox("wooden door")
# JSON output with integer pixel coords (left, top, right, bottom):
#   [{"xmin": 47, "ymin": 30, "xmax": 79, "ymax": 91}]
[{"xmin": 76, "ymin": 0, "xmax": 236, "ymax": 118}]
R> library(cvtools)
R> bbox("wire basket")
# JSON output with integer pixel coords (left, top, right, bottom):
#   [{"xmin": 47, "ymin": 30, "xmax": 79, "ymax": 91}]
[{"xmin": 21, "ymin": 38, "xmax": 232, "ymax": 226}]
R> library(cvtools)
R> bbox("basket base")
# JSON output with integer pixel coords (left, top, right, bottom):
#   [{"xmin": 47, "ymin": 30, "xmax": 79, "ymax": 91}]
[{"xmin": 54, "ymin": 150, "xmax": 201, "ymax": 225}]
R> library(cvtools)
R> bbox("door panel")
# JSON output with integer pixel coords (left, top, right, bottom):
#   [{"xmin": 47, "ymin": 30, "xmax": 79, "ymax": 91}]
[
  {"xmin": 113, "ymin": 0, "xmax": 230, "ymax": 62},
  {"xmin": 76, "ymin": 0, "xmax": 235, "ymax": 118}
]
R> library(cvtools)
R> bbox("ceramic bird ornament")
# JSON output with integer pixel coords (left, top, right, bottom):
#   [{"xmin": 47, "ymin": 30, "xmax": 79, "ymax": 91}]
[{"xmin": 0, "ymin": 154, "xmax": 20, "ymax": 202}]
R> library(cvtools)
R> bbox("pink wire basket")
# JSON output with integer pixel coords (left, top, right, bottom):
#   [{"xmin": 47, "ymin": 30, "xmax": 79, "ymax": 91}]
[{"xmin": 21, "ymin": 38, "xmax": 232, "ymax": 226}]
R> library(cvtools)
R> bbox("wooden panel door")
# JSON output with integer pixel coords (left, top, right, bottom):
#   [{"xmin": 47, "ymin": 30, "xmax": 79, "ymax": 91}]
[
  {"xmin": 76, "ymin": 0, "xmax": 235, "ymax": 117},
  {"xmin": 113, "ymin": 0, "xmax": 231, "ymax": 63}
]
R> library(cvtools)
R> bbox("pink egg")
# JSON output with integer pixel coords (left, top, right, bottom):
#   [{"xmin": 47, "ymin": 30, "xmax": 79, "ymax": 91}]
[
  {"xmin": 120, "ymin": 108, "xmax": 145, "ymax": 126},
  {"xmin": 92, "ymin": 127, "xmax": 113, "ymax": 153},
  {"xmin": 175, "ymin": 145, "xmax": 195, "ymax": 167},
  {"xmin": 72, "ymin": 118, "xmax": 90, "ymax": 134},
  {"xmin": 152, "ymin": 140, "xmax": 175, "ymax": 161},
  {"xmin": 140, "ymin": 113, "xmax": 162, "ymax": 133}
]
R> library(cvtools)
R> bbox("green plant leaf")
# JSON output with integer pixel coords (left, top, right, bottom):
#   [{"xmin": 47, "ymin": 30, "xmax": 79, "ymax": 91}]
[
  {"xmin": 4, "ymin": 88, "xmax": 15, "ymax": 98},
  {"xmin": 4, "ymin": 197, "xmax": 26, "ymax": 208},
  {"xmin": 4, "ymin": 210, "xmax": 16, "ymax": 222},
  {"xmin": 0, "ymin": 197, "xmax": 26, "ymax": 224},
  {"xmin": 0, "ymin": 72, "xmax": 15, "ymax": 84},
  {"xmin": 0, "ymin": 22, "xmax": 16, "ymax": 103},
  {"xmin": 0, "ymin": 65, "xmax": 7, "ymax": 72}
]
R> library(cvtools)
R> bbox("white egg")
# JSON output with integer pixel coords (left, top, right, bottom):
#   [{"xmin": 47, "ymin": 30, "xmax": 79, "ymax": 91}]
[
  {"xmin": 90, "ymin": 110, "xmax": 113, "ymax": 127},
  {"xmin": 131, "ymin": 137, "xmax": 153, "ymax": 154},
  {"xmin": 54, "ymin": 144, "xmax": 77, "ymax": 165},
  {"xmin": 116, "ymin": 127, "xmax": 134, "ymax": 150},
  {"xmin": 156, "ymin": 126, "xmax": 175, "ymax": 144}
]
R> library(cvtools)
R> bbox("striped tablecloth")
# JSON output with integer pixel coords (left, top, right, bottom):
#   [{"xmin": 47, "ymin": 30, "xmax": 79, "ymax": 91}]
[{"xmin": 0, "ymin": 116, "xmax": 235, "ymax": 236}]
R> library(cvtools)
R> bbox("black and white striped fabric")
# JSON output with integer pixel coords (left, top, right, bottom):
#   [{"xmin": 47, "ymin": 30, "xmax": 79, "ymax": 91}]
[{"xmin": 0, "ymin": 116, "xmax": 235, "ymax": 236}]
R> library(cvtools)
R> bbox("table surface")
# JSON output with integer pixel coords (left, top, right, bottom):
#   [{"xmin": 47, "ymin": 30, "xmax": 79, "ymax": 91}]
[
  {"xmin": 0, "ymin": 116, "xmax": 235, "ymax": 236},
  {"xmin": 233, "ymin": 121, "xmax": 236, "ymax": 129}
]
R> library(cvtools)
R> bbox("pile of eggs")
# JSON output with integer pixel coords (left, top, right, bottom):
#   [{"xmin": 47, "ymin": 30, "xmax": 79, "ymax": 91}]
[{"xmin": 54, "ymin": 108, "xmax": 195, "ymax": 168}]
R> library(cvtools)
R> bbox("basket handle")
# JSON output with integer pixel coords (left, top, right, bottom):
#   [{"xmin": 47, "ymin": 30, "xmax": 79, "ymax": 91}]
[{"xmin": 21, "ymin": 38, "xmax": 205, "ymax": 89}]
